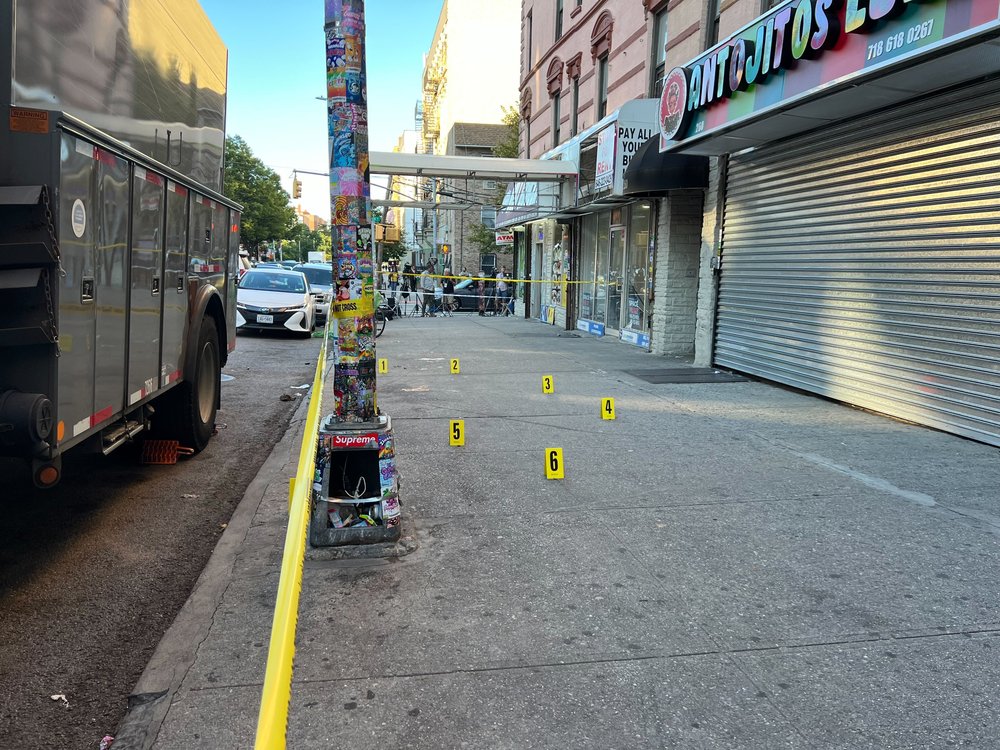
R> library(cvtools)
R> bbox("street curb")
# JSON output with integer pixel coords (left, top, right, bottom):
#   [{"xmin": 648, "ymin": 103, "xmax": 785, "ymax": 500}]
[{"xmin": 111, "ymin": 393, "xmax": 311, "ymax": 750}]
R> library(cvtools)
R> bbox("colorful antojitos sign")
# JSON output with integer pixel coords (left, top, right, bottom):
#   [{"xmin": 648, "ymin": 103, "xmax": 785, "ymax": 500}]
[{"xmin": 659, "ymin": 0, "xmax": 1000, "ymax": 149}]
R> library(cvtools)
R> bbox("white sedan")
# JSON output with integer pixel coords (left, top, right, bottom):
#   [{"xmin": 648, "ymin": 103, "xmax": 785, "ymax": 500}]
[{"xmin": 236, "ymin": 268, "xmax": 316, "ymax": 337}]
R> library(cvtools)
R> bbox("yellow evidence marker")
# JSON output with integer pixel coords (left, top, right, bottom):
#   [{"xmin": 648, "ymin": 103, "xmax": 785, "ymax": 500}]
[
  {"xmin": 378, "ymin": 358, "xmax": 388, "ymax": 374},
  {"xmin": 450, "ymin": 419, "xmax": 465, "ymax": 447},
  {"xmin": 542, "ymin": 375, "xmax": 554, "ymax": 394},
  {"xmin": 601, "ymin": 397, "xmax": 616, "ymax": 420},
  {"xmin": 450, "ymin": 358, "xmax": 461, "ymax": 374},
  {"xmin": 545, "ymin": 448, "xmax": 564, "ymax": 479}
]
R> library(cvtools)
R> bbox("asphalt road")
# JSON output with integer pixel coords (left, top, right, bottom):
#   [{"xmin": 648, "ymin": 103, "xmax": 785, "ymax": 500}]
[{"xmin": 0, "ymin": 330, "xmax": 319, "ymax": 750}]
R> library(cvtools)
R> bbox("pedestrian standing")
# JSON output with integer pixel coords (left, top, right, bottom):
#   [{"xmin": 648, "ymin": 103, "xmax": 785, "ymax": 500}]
[
  {"xmin": 496, "ymin": 266, "xmax": 510, "ymax": 317},
  {"xmin": 420, "ymin": 266, "xmax": 436, "ymax": 317},
  {"xmin": 400, "ymin": 263, "xmax": 413, "ymax": 314},
  {"xmin": 442, "ymin": 274, "xmax": 456, "ymax": 317},
  {"xmin": 484, "ymin": 273, "xmax": 496, "ymax": 315}
]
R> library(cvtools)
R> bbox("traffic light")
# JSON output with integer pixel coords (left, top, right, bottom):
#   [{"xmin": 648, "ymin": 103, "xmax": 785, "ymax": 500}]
[
  {"xmin": 441, "ymin": 244, "xmax": 450, "ymax": 254},
  {"xmin": 292, "ymin": 178, "xmax": 302, "ymax": 199}
]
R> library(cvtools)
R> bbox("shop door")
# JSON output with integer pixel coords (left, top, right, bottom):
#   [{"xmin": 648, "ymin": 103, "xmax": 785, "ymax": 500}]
[
  {"xmin": 531, "ymin": 241, "xmax": 543, "ymax": 316},
  {"xmin": 593, "ymin": 218, "xmax": 610, "ymax": 325},
  {"xmin": 715, "ymin": 79, "xmax": 1000, "ymax": 447},
  {"xmin": 625, "ymin": 202, "xmax": 652, "ymax": 335},
  {"xmin": 605, "ymin": 227, "xmax": 625, "ymax": 330}
]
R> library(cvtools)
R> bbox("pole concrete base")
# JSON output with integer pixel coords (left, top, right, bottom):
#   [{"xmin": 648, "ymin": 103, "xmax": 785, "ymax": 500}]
[{"xmin": 309, "ymin": 414, "xmax": 402, "ymax": 547}]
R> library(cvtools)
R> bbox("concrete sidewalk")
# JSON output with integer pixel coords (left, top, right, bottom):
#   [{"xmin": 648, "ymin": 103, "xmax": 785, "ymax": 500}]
[{"xmin": 124, "ymin": 314, "xmax": 1000, "ymax": 749}]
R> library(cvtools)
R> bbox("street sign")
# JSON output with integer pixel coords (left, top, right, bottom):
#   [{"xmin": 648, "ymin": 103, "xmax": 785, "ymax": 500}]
[{"xmin": 495, "ymin": 231, "xmax": 514, "ymax": 246}]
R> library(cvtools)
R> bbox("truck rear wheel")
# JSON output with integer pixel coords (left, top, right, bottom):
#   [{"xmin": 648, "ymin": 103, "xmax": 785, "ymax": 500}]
[{"xmin": 160, "ymin": 316, "xmax": 219, "ymax": 452}]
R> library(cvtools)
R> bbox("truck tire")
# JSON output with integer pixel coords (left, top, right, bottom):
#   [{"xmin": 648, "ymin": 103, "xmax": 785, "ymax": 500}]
[{"xmin": 161, "ymin": 316, "xmax": 219, "ymax": 452}]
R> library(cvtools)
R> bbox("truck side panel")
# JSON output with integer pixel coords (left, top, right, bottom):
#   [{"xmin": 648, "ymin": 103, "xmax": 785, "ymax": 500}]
[
  {"xmin": 127, "ymin": 166, "xmax": 165, "ymax": 407},
  {"xmin": 57, "ymin": 133, "xmax": 98, "ymax": 444},
  {"xmin": 93, "ymin": 148, "xmax": 129, "ymax": 430},
  {"xmin": 227, "ymin": 211, "xmax": 241, "ymax": 352},
  {"xmin": 161, "ymin": 182, "xmax": 190, "ymax": 388}
]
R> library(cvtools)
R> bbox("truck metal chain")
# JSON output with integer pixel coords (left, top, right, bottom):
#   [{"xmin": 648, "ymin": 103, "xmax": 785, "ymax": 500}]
[
  {"xmin": 40, "ymin": 186, "xmax": 65, "ymax": 275},
  {"xmin": 40, "ymin": 187, "xmax": 63, "ymax": 355}
]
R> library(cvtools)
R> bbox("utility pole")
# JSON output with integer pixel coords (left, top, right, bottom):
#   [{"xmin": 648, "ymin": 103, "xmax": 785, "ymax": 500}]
[
  {"xmin": 326, "ymin": 0, "xmax": 375, "ymax": 423},
  {"xmin": 317, "ymin": 0, "xmax": 401, "ymax": 546},
  {"xmin": 431, "ymin": 176, "xmax": 438, "ymax": 265}
]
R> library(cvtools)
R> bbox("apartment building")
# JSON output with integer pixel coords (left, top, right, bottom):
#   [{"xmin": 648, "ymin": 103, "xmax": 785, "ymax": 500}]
[
  {"xmin": 512, "ymin": 0, "xmax": 1000, "ymax": 447},
  {"xmin": 510, "ymin": 0, "xmax": 705, "ymax": 349},
  {"xmin": 419, "ymin": 0, "xmax": 521, "ymax": 264},
  {"xmin": 386, "ymin": 128, "xmax": 423, "ymax": 266},
  {"xmin": 441, "ymin": 123, "xmax": 512, "ymax": 275}
]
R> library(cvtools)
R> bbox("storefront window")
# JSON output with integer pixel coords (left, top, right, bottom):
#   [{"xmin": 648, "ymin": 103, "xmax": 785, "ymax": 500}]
[
  {"xmin": 607, "ymin": 226, "xmax": 625, "ymax": 328},
  {"xmin": 579, "ymin": 213, "xmax": 597, "ymax": 320},
  {"xmin": 625, "ymin": 202, "xmax": 652, "ymax": 333},
  {"xmin": 594, "ymin": 212, "xmax": 610, "ymax": 323},
  {"xmin": 551, "ymin": 224, "xmax": 571, "ymax": 309}
]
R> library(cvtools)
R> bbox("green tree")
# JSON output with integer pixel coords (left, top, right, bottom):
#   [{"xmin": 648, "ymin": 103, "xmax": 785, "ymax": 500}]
[
  {"xmin": 223, "ymin": 135, "xmax": 296, "ymax": 254},
  {"xmin": 493, "ymin": 106, "xmax": 521, "ymax": 159},
  {"xmin": 488, "ymin": 106, "xmax": 522, "ymax": 211},
  {"xmin": 282, "ymin": 223, "xmax": 331, "ymax": 261},
  {"xmin": 380, "ymin": 240, "xmax": 407, "ymax": 261},
  {"xmin": 468, "ymin": 222, "xmax": 499, "ymax": 256}
]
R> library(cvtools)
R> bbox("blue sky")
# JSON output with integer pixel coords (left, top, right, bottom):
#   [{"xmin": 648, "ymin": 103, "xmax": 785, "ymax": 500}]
[{"xmin": 199, "ymin": 0, "xmax": 442, "ymax": 217}]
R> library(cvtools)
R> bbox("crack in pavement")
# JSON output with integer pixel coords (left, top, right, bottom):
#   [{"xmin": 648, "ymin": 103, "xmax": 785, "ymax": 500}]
[{"xmin": 183, "ymin": 623, "xmax": 1000, "ymax": 695}]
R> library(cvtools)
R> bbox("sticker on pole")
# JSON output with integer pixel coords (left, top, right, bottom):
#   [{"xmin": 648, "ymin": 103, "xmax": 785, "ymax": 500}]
[
  {"xmin": 450, "ymin": 358, "xmax": 460, "ymax": 374},
  {"xmin": 601, "ymin": 397, "xmax": 616, "ymax": 420},
  {"xmin": 378, "ymin": 358, "xmax": 388, "ymax": 373},
  {"xmin": 449, "ymin": 419, "xmax": 465, "ymax": 446},
  {"xmin": 541, "ymin": 375, "xmax": 554, "ymax": 394},
  {"xmin": 545, "ymin": 448, "xmax": 564, "ymax": 479}
]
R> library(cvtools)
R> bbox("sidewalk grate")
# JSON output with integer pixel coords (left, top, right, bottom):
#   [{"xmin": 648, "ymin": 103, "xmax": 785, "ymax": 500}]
[{"xmin": 624, "ymin": 367, "xmax": 748, "ymax": 384}]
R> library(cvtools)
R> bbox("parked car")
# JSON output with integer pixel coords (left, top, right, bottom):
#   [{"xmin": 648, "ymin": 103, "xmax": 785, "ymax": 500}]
[
  {"xmin": 236, "ymin": 268, "xmax": 316, "ymax": 337},
  {"xmin": 430, "ymin": 278, "xmax": 484, "ymax": 312},
  {"xmin": 293, "ymin": 262, "xmax": 334, "ymax": 324}
]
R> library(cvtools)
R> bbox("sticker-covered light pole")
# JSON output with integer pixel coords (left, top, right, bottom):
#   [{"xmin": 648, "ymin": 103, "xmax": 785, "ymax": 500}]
[
  {"xmin": 314, "ymin": 0, "xmax": 401, "ymax": 546},
  {"xmin": 325, "ymin": 0, "xmax": 374, "ymax": 421}
]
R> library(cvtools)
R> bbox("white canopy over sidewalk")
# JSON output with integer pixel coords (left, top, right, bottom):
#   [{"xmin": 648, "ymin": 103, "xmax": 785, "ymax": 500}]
[{"xmin": 369, "ymin": 151, "xmax": 578, "ymax": 182}]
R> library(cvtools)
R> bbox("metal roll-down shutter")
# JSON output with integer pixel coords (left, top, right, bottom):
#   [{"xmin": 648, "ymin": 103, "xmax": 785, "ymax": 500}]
[{"xmin": 715, "ymin": 79, "xmax": 1000, "ymax": 446}]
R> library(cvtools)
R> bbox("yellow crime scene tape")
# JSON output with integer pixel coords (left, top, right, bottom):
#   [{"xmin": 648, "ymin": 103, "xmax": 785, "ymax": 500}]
[
  {"xmin": 254, "ymin": 320, "xmax": 331, "ymax": 750},
  {"xmin": 398, "ymin": 272, "xmax": 592, "ymax": 285}
]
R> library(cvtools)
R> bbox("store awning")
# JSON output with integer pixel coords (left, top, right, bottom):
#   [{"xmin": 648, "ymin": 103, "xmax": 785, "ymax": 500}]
[
  {"xmin": 370, "ymin": 151, "xmax": 577, "ymax": 182},
  {"xmin": 622, "ymin": 137, "xmax": 708, "ymax": 195}
]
